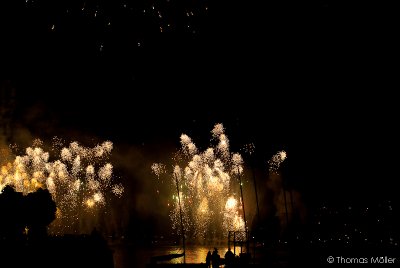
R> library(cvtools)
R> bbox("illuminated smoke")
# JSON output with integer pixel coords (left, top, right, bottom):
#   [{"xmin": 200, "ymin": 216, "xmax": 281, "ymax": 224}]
[{"xmin": 266, "ymin": 150, "xmax": 306, "ymax": 233}]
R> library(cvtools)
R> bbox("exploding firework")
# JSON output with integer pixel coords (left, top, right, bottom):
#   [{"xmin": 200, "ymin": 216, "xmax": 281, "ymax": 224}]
[
  {"xmin": 241, "ymin": 143, "xmax": 255, "ymax": 156},
  {"xmin": 151, "ymin": 163, "xmax": 166, "ymax": 178},
  {"xmin": 268, "ymin": 150, "xmax": 287, "ymax": 173},
  {"xmin": 152, "ymin": 123, "xmax": 246, "ymax": 241},
  {"xmin": 151, "ymin": 163, "xmax": 167, "ymax": 195},
  {"xmin": 0, "ymin": 139, "xmax": 124, "ymax": 234}
]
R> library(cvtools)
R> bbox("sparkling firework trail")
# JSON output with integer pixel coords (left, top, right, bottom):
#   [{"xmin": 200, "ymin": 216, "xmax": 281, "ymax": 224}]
[
  {"xmin": 0, "ymin": 139, "xmax": 124, "ymax": 234},
  {"xmin": 268, "ymin": 150, "xmax": 287, "ymax": 173},
  {"xmin": 151, "ymin": 163, "xmax": 166, "ymax": 194},
  {"xmin": 153, "ymin": 123, "xmax": 246, "ymax": 240}
]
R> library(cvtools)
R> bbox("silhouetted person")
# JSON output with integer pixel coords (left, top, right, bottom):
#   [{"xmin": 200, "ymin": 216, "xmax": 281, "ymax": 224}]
[
  {"xmin": 206, "ymin": 250, "xmax": 212, "ymax": 267},
  {"xmin": 224, "ymin": 248, "xmax": 235, "ymax": 267},
  {"xmin": 91, "ymin": 227, "xmax": 101, "ymax": 238},
  {"xmin": 212, "ymin": 247, "xmax": 220, "ymax": 268}
]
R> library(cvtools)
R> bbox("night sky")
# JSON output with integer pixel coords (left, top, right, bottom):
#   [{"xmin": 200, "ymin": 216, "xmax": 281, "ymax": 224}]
[{"xmin": 1, "ymin": 0, "xmax": 399, "ymax": 237}]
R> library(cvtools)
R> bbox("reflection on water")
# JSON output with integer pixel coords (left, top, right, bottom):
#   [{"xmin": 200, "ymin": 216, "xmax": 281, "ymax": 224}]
[{"xmin": 111, "ymin": 243, "xmax": 248, "ymax": 268}]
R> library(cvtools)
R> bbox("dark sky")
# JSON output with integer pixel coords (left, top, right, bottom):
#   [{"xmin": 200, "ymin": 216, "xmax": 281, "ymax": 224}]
[{"xmin": 1, "ymin": 0, "xmax": 399, "ymax": 216}]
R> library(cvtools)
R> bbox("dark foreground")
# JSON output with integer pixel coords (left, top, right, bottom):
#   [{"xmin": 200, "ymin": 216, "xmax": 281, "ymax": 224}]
[
  {"xmin": 0, "ymin": 234, "xmax": 114, "ymax": 268},
  {"xmin": 111, "ymin": 239, "xmax": 399, "ymax": 268},
  {"xmin": 2, "ymin": 236, "xmax": 398, "ymax": 268}
]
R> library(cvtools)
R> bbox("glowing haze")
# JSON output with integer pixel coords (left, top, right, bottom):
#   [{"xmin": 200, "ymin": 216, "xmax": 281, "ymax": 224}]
[
  {"xmin": 152, "ymin": 123, "xmax": 245, "ymax": 242},
  {"xmin": 0, "ymin": 138, "xmax": 124, "ymax": 234}
]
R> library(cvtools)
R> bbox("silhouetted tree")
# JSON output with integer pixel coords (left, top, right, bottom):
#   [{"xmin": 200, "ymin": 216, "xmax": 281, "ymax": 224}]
[
  {"xmin": 24, "ymin": 188, "xmax": 56, "ymax": 240},
  {"xmin": 0, "ymin": 186, "xmax": 56, "ymax": 241},
  {"xmin": 0, "ymin": 185, "xmax": 25, "ymax": 240}
]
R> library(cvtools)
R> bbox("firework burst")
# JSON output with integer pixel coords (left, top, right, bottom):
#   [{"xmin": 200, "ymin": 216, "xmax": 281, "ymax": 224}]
[
  {"xmin": 0, "ymin": 139, "xmax": 124, "ymax": 234},
  {"xmin": 268, "ymin": 150, "xmax": 287, "ymax": 173},
  {"xmin": 153, "ymin": 123, "xmax": 246, "ymax": 241}
]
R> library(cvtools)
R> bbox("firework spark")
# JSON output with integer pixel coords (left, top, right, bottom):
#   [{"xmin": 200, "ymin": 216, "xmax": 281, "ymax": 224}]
[
  {"xmin": 0, "ymin": 139, "xmax": 123, "ymax": 234},
  {"xmin": 268, "ymin": 150, "xmax": 287, "ymax": 173},
  {"xmin": 153, "ymin": 123, "xmax": 246, "ymax": 241},
  {"xmin": 241, "ymin": 143, "xmax": 255, "ymax": 156},
  {"xmin": 151, "ymin": 163, "xmax": 166, "ymax": 178}
]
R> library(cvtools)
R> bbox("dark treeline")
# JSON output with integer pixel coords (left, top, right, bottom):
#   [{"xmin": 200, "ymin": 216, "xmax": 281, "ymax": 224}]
[
  {"xmin": 0, "ymin": 186, "xmax": 114, "ymax": 268},
  {"xmin": 0, "ymin": 185, "xmax": 56, "ymax": 240}
]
